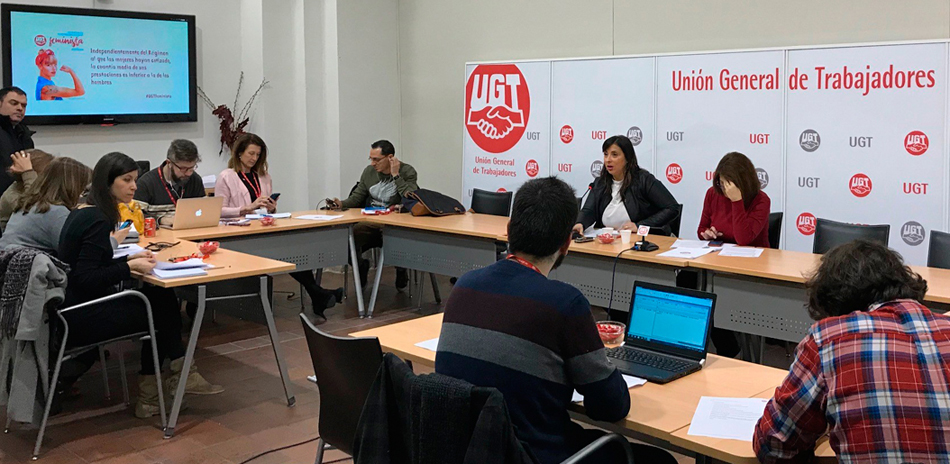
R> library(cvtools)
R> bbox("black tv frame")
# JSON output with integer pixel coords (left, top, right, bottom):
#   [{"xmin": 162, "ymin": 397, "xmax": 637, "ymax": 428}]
[{"xmin": 1, "ymin": 3, "xmax": 197, "ymax": 125}]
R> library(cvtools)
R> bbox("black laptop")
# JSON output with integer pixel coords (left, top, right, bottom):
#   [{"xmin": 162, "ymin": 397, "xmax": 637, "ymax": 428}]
[{"xmin": 605, "ymin": 281, "xmax": 716, "ymax": 384}]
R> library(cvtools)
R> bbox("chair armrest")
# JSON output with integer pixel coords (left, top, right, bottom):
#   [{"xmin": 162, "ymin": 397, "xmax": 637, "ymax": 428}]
[
  {"xmin": 560, "ymin": 432, "xmax": 633, "ymax": 464},
  {"xmin": 57, "ymin": 290, "xmax": 150, "ymax": 314}
]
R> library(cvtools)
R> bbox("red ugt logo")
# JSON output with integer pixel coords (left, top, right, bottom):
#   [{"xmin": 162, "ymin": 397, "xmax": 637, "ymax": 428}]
[
  {"xmin": 34, "ymin": 35, "xmax": 46, "ymax": 46},
  {"xmin": 465, "ymin": 64, "xmax": 530, "ymax": 154}
]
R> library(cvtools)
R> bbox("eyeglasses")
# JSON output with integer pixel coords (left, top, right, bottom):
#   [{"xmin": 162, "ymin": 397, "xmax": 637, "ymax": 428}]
[
  {"xmin": 368, "ymin": 156, "xmax": 386, "ymax": 165},
  {"xmin": 145, "ymin": 241, "xmax": 180, "ymax": 252},
  {"xmin": 169, "ymin": 160, "xmax": 198, "ymax": 174}
]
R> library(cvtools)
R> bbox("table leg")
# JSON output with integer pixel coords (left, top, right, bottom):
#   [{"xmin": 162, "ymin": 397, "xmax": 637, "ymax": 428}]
[
  {"xmin": 259, "ymin": 276, "xmax": 295, "ymax": 407},
  {"xmin": 348, "ymin": 226, "xmax": 366, "ymax": 317},
  {"xmin": 367, "ymin": 246, "xmax": 385, "ymax": 319},
  {"xmin": 165, "ymin": 284, "xmax": 206, "ymax": 438}
]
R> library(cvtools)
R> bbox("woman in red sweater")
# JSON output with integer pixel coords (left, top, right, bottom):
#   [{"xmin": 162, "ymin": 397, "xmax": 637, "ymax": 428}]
[{"xmin": 698, "ymin": 152, "xmax": 771, "ymax": 247}]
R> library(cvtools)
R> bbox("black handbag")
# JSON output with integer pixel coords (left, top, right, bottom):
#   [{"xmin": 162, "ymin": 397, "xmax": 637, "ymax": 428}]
[{"xmin": 402, "ymin": 189, "xmax": 465, "ymax": 217}]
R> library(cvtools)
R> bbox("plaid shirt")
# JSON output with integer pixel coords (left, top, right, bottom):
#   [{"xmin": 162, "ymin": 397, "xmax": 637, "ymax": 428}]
[{"xmin": 754, "ymin": 299, "xmax": 950, "ymax": 464}]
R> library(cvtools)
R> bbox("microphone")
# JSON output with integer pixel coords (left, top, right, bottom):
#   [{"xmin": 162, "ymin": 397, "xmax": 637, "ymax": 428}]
[{"xmin": 578, "ymin": 182, "xmax": 594, "ymax": 207}]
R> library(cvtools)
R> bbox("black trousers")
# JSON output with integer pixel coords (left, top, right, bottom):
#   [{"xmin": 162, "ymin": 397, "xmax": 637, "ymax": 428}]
[
  {"xmin": 61, "ymin": 286, "xmax": 185, "ymax": 375},
  {"xmin": 568, "ymin": 427, "xmax": 677, "ymax": 464},
  {"xmin": 290, "ymin": 271, "xmax": 335, "ymax": 305}
]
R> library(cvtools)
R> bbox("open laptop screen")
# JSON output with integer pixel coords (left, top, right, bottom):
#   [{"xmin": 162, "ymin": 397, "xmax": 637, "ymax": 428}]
[{"xmin": 627, "ymin": 284, "xmax": 714, "ymax": 354}]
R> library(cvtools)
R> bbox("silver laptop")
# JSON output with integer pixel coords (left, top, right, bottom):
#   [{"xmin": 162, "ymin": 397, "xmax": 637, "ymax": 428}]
[
  {"xmin": 172, "ymin": 196, "xmax": 224, "ymax": 230},
  {"xmin": 605, "ymin": 281, "xmax": 716, "ymax": 384}
]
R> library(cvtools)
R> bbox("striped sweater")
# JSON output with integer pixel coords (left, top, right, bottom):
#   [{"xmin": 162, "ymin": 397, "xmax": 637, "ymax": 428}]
[{"xmin": 435, "ymin": 259, "xmax": 630, "ymax": 463}]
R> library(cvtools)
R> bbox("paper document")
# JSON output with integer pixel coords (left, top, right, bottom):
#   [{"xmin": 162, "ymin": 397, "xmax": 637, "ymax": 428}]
[
  {"xmin": 295, "ymin": 214, "xmax": 344, "ymax": 221},
  {"xmin": 718, "ymin": 247, "xmax": 764, "ymax": 258},
  {"xmin": 584, "ymin": 228, "xmax": 620, "ymax": 238},
  {"xmin": 671, "ymin": 239, "xmax": 711, "ymax": 248},
  {"xmin": 152, "ymin": 268, "xmax": 208, "ymax": 279},
  {"xmin": 572, "ymin": 375, "xmax": 647, "ymax": 403},
  {"xmin": 687, "ymin": 397, "xmax": 769, "ymax": 441},
  {"xmin": 245, "ymin": 212, "xmax": 292, "ymax": 219},
  {"xmin": 154, "ymin": 258, "xmax": 211, "ymax": 271},
  {"xmin": 113, "ymin": 244, "xmax": 144, "ymax": 259},
  {"xmin": 414, "ymin": 337, "xmax": 440, "ymax": 352},
  {"xmin": 657, "ymin": 248, "xmax": 716, "ymax": 259}
]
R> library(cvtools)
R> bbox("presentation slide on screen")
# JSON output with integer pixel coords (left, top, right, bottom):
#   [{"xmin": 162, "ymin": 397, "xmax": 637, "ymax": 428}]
[{"xmin": 8, "ymin": 11, "xmax": 190, "ymax": 116}]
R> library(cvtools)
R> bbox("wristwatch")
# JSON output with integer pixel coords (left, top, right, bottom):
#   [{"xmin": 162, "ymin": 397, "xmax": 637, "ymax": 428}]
[{"xmin": 392, "ymin": 174, "xmax": 401, "ymax": 180}]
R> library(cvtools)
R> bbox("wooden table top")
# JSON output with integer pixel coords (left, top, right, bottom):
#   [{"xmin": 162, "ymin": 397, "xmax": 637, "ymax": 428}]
[
  {"xmin": 351, "ymin": 313, "xmax": 793, "ymax": 447},
  {"xmin": 133, "ymin": 233, "xmax": 295, "ymax": 288},
  {"xmin": 166, "ymin": 209, "xmax": 366, "ymax": 241},
  {"xmin": 367, "ymin": 210, "xmax": 511, "ymax": 240},
  {"xmin": 911, "ymin": 265, "xmax": 950, "ymax": 304},
  {"xmin": 688, "ymin": 247, "xmax": 820, "ymax": 284}
]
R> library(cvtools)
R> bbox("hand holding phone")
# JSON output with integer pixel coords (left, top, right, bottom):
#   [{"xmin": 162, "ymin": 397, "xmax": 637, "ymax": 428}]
[
  {"xmin": 118, "ymin": 219, "xmax": 133, "ymax": 230},
  {"xmin": 270, "ymin": 193, "xmax": 281, "ymax": 201}
]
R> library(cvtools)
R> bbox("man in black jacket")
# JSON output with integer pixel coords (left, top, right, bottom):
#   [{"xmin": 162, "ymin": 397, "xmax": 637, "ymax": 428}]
[{"xmin": 0, "ymin": 87, "xmax": 35, "ymax": 195}]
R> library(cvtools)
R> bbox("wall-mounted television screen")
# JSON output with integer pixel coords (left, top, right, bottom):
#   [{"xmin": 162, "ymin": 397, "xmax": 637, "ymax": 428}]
[{"xmin": 1, "ymin": 3, "xmax": 196, "ymax": 125}]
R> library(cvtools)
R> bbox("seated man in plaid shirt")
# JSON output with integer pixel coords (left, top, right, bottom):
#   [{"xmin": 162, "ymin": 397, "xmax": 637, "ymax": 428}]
[{"xmin": 754, "ymin": 240, "xmax": 950, "ymax": 463}]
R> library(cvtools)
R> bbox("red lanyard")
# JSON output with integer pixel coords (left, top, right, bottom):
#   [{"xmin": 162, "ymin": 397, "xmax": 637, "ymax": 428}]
[
  {"xmin": 506, "ymin": 254, "xmax": 542, "ymax": 274},
  {"xmin": 240, "ymin": 171, "xmax": 262, "ymax": 199},
  {"xmin": 157, "ymin": 163, "xmax": 179, "ymax": 205}
]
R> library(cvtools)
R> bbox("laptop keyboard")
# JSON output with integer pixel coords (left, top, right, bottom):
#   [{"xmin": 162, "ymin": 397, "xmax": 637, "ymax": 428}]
[{"xmin": 606, "ymin": 347, "xmax": 692, "ymax": 372}]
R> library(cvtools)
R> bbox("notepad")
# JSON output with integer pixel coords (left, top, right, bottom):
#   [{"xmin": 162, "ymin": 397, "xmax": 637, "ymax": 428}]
[
  {"xmin": 295, "ymin": 214, "xmax": 344, "ymax": 221},
  {"xmin": 687, "ymin": 397, "xmax": 769, "ymax": 441},
  {"xmin": 154, "ymin": 258, "xmax": 210, "ymax": 271},
  {"xmin": 572, "ymin": 375, "xmax": 647, "ymax": 403},
  {"xmin": 718, "ymin": 247, "xmax": 764, "ymax": 258},
  {"xmin": 671, "ymin": 239, "xmax": 712, "ymax": 248},
  {"xmin": 414, "ymin": 337, "xmax": 440, "ymax": 352},
  {"xmin": 152, "ymin": 268, "xmax": 208, "ymax": 279}
]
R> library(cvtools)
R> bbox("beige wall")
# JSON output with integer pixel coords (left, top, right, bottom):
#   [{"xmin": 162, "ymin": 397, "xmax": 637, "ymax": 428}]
[{"xmin": 397, "ymin": 0, "xmax": 950, "ymax": 197}]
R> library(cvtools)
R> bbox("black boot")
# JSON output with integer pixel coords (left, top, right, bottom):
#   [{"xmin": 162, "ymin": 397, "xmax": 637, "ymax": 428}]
[
  {"xmin": 358, "ymin": 258, "xmax": 369, "ymax": 288},
  {"xmin": 395, "ymin": 268, "xmax": 409, "ymax": 290}
]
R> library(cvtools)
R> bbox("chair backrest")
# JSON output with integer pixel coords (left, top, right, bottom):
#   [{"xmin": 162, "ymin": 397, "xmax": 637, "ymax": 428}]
[
  {"xmin": 136, "ymin": 160, "xmax": 150, "ymax": 178},
  {"xmin": 767, "ymin": 212, "xmax": 783, "ymax": 249},
  {"xmin": 928, "ymin": 230, "xmax": 950, "ymax": 269},
  {"xmin": 300, "ymin": 314, "xmax": 382, "ymax": 455},
  {"xmin": 812, "ymin": 218, "xmax": 889, "ymax": 255},
  {"xmin": 470, "ymin": 188, "xmax": 512, "ymax": 217},
  {"xmin": 667, "ymin": 204, "xmax": 683, "ymax": 238}
]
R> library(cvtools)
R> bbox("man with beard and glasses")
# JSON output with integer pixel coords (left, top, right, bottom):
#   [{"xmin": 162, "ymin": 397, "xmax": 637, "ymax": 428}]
[
  {"xmin": 0, "ymin": 87, "xmax": 35, "ymax": 197},
  {"xmin": 435, "ymin": 177, "xmax": 675, "ymax": 464},
  {"xmin": 134, "ymin": 139, "xmax": 206, "ymax": 226}
]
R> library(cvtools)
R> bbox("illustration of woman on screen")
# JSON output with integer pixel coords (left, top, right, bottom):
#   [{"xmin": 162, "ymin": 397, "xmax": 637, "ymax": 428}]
[{"xmin": 35, "ymin": 49, "xmax": 85, "ymax": 101}]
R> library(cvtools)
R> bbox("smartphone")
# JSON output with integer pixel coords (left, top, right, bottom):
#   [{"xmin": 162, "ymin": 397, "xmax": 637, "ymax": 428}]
[
  {"xmin": 270, "ymin": 193, "xmax": 281, "ymax": 201},
  {"xmin": 709, "ymin": 240, "xmax": 724, "ymax": 247},
  {"xmin": 573, "ymin": 236, "xmax": 594, "ymax": 243},
  {"xmin": 118, "ymin": 219, "xmax": 133, "ymax": 230}
]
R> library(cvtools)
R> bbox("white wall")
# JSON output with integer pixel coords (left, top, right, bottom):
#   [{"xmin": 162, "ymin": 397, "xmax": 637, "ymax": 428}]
[{"xmin": 397, "ymin": 0, "xmax": 950, "ymax": 198}]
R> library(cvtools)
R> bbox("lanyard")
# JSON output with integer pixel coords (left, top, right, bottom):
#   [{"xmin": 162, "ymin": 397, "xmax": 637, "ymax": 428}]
[
  {"xmin": 505, "ymin": 254, "xmax": 542, "ymax": 275},
  {"xmin": 157, "ymin": 163, "xmax": 180, "ymax": 205},
  {"xmin": 240, "ymin": 171, "xmax": 261, "ymax": 199}
]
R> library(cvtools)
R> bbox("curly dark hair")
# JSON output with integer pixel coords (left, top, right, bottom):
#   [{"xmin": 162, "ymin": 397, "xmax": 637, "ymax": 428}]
[{"xmin": 805, "ymin": 240, "xmax": 928, "ymax": 320}]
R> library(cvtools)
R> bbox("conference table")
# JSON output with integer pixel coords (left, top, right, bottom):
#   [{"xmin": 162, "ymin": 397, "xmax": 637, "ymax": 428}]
[
  {"xmin": 349, "ymin": 313, "xmax": 835, "ymax": 464},
  {"xmin": 134, "ymin": 231, "xmax": 296, "ymax": 438}
]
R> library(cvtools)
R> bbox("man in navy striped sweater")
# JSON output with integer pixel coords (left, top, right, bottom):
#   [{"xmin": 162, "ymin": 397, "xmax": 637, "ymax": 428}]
[{"xmin": 436, "ymin": 177, "xmax": 675, "ymax": 464}]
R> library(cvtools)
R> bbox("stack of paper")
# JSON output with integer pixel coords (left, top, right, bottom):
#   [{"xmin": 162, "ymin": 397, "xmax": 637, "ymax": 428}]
[
  {"xmin": 572, "ymin": 375, "xmax": 647, "ymax": 403},
  {"xmin": 718, "ymin": 247, "xmax": 764, "ymax": 258},
  {"xmin": 671, "ymin": 239, "xmax": 712, "ymax": 248},
  {"xmin": 295, "ymin": 214, "xmax": 344, "ymax": 221},
  {"xmin": 245, "ymin": 212, "xmax": 292, "ymax": 219},
  {"xmin": 687, "ymin": 397, "xmax": 769, "ymax": 441},
  {"xmin": 152, "ymin": 258, "xmax": 212, "ymax": 279},
  {"xmin": 113, "ymin": 243, "xmax": 145, "ymax": 259},
  {"xmin": 657, "ymin": 247, "xmax": 716, "ymax": 259}
]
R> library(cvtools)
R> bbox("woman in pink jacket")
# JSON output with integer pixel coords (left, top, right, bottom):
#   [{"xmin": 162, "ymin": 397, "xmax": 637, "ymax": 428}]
[{"xmin": 215, "ymin": 133, "xmax": 342, "ymax": 318}]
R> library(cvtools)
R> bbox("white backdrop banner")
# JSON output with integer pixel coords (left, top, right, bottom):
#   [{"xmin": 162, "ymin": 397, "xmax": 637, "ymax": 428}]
[
  {"xmin": 784, "ymin": 43, "xmax": 947, "ymax": 264},
  {"xmin": 549, "ymin": 57, "xmax": 656, "ymax": 200},
  {"xmin": 655, "ymin": 50, "xmax": 785, "ymax": 240},
  {"xmin": 462, "ymin": 62, "xmax": 551, "ymax": 207}
]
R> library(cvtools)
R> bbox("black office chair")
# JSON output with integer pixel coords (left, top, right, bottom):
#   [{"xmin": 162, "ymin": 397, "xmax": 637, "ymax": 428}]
[
  {"xmin": 812, "ymin": 218, "xmax": 889, "ymax": 255},
  {"xmin": 664, "ymin": 204, "xmax": 683, "ymax": 238},
  {"xmin": 135, "ymin": 160, "xmax": 150, "ymax": 177},
  {"xmin": 768, "ymin": 212, "xmax": 783, "ymax": 250},
  {"xmin": 300, "ymin": 314, "xmax": 383, "ymax": 463},
  {"xmin": 928, "ymin": 230, "xmax": 950, "ymax": 269},
  {"xmin": 471, "ymin": 188, "xmax": 513, "ymax": 217}
]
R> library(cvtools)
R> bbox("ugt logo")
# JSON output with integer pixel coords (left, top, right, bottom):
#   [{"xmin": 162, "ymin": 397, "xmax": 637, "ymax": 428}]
[
  {"xmin": 34, "ymin": 35, "xmax": 46, "ymax": 46},
  {"xmin": 465, "ymin": 64, "xmax": 530, "ymax": 154},
  {"xmin": 901, "ymin": 221, "xmax": 925, "ymax": 246},
  {"xmin": 666, "ymin": 163, "xmax": 683, "ymax": 184},
  {"xmin": 849, "ymin": 173, "xmax": 872, "ymax": 198},
  {"xmin": 905, "ymin": 131, "xmax": 928, "ymax": 156},
  {"xmin": 797, "ymin": 212, "xmax": 817, "ymax": 236}
]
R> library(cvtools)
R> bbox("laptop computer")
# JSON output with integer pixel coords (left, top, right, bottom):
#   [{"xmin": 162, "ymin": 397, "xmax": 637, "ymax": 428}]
[
  {"xmin": 171, "ymin": 196, "xmax": 224, "ymax": 230},
  {"xmin": 605, "ymin": 281, "xmax": 716, "ymax": 384}
]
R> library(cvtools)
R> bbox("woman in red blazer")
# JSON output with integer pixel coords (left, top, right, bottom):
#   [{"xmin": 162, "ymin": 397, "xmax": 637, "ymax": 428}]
[{"xmin": 698, "ymin": 152, "xmax": 771, "ymax": 247}]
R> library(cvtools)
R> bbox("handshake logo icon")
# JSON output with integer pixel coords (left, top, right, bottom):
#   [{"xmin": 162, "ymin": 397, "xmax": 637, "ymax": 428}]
[{"xmin": 465, "ymin": 64, "xmax": 531, "ymax": 154}]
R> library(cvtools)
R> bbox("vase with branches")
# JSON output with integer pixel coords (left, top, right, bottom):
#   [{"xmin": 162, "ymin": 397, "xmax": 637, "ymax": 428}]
[{"xmin": 197, "ymin": 72, "xmax": 269, "ymax": 155}]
